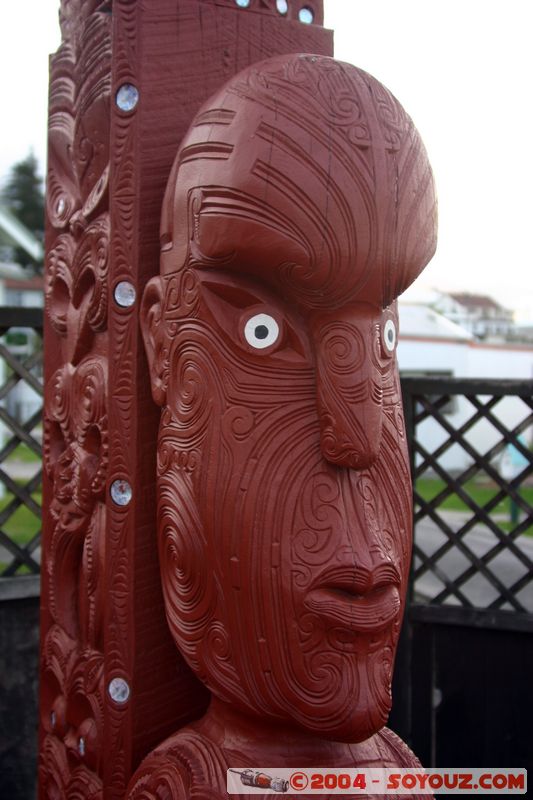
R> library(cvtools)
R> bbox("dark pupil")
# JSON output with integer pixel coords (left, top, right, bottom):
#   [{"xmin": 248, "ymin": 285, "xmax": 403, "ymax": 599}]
[
  {"xmin": 255, "ymin": 325, "xmax": 269, "ymax": 340},
  {"xmin": 387, "ymin": 329, "xmax": 394, "ymax": 342}
]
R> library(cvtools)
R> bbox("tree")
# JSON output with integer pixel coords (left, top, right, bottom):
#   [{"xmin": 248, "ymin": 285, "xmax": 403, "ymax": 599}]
[{"xmin": 1, "ymin": 153, "xmax": 45, "ymax": 270}]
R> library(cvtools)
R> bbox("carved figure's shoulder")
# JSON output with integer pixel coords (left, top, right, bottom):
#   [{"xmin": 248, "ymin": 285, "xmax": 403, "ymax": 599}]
[
  {"xmin": 377, "ymin": 727, "xmax": 423, "ymax": 767},
  {"xmin": 370, "ymin": 728, "xmax": 431, "ymax": 800},
  {"xmin": 127, "ymin": 728, "xmax": 227, "ymax": 800}
]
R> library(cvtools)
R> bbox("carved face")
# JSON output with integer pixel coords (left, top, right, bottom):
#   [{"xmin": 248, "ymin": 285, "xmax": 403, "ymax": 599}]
[{"xmin": 142, "ymin": 54, "xmax": 436, "ymax": 742}]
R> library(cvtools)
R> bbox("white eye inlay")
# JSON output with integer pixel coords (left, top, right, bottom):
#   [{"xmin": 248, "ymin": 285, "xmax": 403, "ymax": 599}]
[
  {"xmin": 244, "ymin": 313, "xmax": 280, "ymax": 349},
  {"xmin": 383, "ymin": 319, "xmax": 396, "ymax": 352}
]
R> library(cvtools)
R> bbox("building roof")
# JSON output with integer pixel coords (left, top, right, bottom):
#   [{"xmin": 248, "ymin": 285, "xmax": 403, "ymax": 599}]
[
  {"xmin": 0, "ymin": 204, "xmax": 43, "ymax": 262},
  {"xmin": 4, "ymin": 274, "xmax": 44, "ymax": 291},
  {"xmin": 449, "ymin": 292, "xmax": 509, "ymax": 313},
  {"xmin": 399, "ymin": 303, "xmax": 474, "ymax": 341}
]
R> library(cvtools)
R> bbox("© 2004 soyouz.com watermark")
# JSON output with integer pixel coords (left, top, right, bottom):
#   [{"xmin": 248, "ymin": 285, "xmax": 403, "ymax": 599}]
[{"xmin": 227, "ymin": 767, "xmax": 527, "ymax": 794}]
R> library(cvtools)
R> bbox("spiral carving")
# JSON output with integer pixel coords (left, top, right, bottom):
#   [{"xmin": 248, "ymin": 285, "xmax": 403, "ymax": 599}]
[
  {"xmin": 321, "ymin": 322, "xmax": 366, "ymax": 375},
  {"xmin": 158, "ymin": 472, "xmax": 217, "ymax": 670}
]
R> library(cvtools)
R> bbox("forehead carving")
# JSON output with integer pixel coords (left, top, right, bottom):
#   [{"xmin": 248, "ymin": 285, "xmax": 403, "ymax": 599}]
[{"xmin": 161, "ymin": 53, "xmax": 437, "ymax": 310}]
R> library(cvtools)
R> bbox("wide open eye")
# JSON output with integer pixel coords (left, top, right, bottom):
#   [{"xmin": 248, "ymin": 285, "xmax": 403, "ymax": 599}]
[
  {"xmin": 383, "ymin": 318, "xmax": 397, "ymax": 353},
  {"xmin": 243, "ymin": 313, "xmax": 280, "ymax": 349}
]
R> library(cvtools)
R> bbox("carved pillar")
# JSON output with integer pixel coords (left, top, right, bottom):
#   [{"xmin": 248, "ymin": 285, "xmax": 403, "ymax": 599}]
[{"xmin": 40, "ymin": 2, "xmax": 332, "ymax": 797}]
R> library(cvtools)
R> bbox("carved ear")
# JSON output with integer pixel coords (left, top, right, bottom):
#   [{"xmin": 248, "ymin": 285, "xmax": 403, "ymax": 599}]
[{"xmin": 141, "ymin": 277, "xmax": 167, "ymax": 406}]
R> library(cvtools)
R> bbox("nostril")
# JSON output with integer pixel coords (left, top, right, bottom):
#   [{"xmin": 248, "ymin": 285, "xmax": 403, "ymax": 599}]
[
  {"xmin": 319, "ymin": 414, "xmax": 380, "ymax": 469},
  {"xmin": 321, "ymin": 428, "xmax": 357, "ymax": 466}
]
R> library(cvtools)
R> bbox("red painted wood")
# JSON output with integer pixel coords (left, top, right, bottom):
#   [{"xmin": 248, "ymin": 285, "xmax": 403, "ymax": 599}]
[
  {"xmin": 132, "ymin": 51, "xmax": 437, "ymax": 798},
  {"xmin": 40, "ymin": 2, "xmax": 333, "ymax": 798}
]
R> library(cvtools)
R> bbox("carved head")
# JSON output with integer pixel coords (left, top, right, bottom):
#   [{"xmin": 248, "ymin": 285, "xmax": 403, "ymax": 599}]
[{"xmin": 142, "ymin": 54, "xmax": 437, "ymax": 742}]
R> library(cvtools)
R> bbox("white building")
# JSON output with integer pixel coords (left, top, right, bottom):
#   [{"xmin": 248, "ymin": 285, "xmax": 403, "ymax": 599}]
[
  {"xmin": 443, "ymin": 292, "xmax": 514, "ymax": 341},
  {"xmin": 0, "ymin": 204, "xmax": 43, "ymax": 266},
  {"xmin": 398, "ymin": 301, "xmax": 533, "ymax": 474},
  {"xmin": 403, "ymin": 286, "xmax": 515, "ymax": 341},
  {"xmin": 0, "ymin": 208, "xmax": 43, "ymax": 436}
]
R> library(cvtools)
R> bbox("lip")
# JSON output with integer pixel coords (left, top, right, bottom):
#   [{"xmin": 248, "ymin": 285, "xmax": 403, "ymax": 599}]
[{"xmin": 303, "ymin": 564, "xmax": 402, "ymax": 633}]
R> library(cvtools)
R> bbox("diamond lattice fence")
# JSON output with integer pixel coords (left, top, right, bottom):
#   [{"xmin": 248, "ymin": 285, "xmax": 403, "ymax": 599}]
[
  {"xmin": 402, "ymin": 378, "xmax": 533, "ymax": 614},
  {"xmin": 0, "ymin": 308, "xmax": 43, "ymax": 577}
]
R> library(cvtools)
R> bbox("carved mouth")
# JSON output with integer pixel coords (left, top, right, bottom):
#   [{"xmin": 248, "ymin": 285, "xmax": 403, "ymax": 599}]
[{"xmin": 304, "ymin": 565, "xmax": 402, "ymax": 633}]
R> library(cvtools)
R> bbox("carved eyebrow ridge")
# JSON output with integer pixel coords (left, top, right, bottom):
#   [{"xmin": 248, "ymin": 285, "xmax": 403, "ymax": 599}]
[
  {"xmin": 192, "ymin": 108, "xmax": 237, "ymax": 127},
  {"xmin": 179, "ymin": 142, "xmax": 234, "ymax": 165}
]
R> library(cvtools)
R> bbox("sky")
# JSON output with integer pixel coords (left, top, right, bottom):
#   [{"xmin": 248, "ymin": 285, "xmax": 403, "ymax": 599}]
[{"xmin": 0, "ymin": 0, "xmax": 532, "ymax": 320}]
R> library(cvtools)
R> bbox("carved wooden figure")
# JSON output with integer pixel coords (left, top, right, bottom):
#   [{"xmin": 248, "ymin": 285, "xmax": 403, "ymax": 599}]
[
  {"xmin": 40, "ymin": 3, "xmax": 334, "ymax": 798},
  {"xmin": 133, "ymin": 53, "xmax": 437, "ymax": 798}
]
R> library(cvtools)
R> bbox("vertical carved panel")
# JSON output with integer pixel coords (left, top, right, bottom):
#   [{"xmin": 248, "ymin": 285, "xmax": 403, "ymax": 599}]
[
  {"xmin": 41, "ymin": 2, "xmax": 111, "ymax": 796},
  {"xmin": 105, "ymin": 2, "xmax": 139, "ymax": 795},
  {"xmin": 41, "ymin": 2, "xmax": 332, "ymax": 797}
]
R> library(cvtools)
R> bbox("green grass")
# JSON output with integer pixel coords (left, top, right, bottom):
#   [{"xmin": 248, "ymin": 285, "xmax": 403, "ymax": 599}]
[
  {"xmin": 0, "ymin": 491, "xmax": 42, "ymax": 542},
  {"xmin": 0, "ymin": 490, "xmax": 42, "ymax": 575},
  {"xmin": 6, "ymin": 442, "xmax": 41, "ymax": 463},
  {"xmin": 415, "ymin": 478, "xmax": 533, "ymax": 536}
]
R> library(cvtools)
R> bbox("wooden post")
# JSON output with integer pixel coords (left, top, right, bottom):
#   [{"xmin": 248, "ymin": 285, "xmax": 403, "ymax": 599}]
[{"xmin": 40, "ymin": 2, "xmax": 332, "ymax": 796}]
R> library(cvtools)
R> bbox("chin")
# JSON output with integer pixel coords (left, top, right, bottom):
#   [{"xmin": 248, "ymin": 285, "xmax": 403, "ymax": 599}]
[
  {"xmin": 290, "ymin": 695, "xmax": 390, "ymax": 743},
  {"xmin": 332, "ymin": 704, "xmax": 390, "ymax": 743},
  {"xmin": 283, "ymin": 649, "xmax": 395, "ymax": 743}
]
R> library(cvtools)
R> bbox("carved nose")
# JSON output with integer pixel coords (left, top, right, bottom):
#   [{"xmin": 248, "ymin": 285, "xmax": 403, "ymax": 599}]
[
  {"xmin": 313, "ymin": 308, "xmax": 383, "ymax": 470},
  {"xmin": 318, "ymin": 391, "xmax": 382, "ymax": 469}
]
